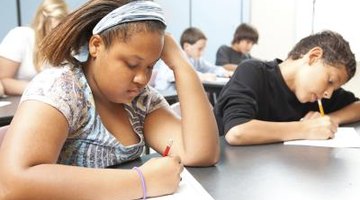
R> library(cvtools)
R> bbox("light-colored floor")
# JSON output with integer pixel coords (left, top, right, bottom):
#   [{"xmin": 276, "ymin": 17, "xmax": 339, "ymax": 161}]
[{"xmin": 342, "ymin": 62, "xmax": 360, "ymax": 97}]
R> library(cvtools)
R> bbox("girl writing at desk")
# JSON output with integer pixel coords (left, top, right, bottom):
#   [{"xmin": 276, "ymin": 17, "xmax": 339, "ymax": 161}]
[{"xmin": 0, "ymin": 0, "xmax": 219, "ymax": 199}]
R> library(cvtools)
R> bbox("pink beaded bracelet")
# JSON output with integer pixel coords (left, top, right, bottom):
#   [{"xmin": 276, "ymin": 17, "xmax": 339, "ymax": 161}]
[{"xmin": 133, "ymin": 167, "xmax": 147, "ymax": 199}]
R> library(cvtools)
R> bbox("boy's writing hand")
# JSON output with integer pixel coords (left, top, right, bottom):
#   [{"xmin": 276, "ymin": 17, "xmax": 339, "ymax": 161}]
[
  {"xmin": 300, "ymin": 115, "xmax": 338, "ymax": 140},
  {"xmin": 301, "ymin": 111, "xmax": 323, "ymax": 120},
  {"xmin": 140, "ymin": 156, "xmax": 183, "ymax": 197}
]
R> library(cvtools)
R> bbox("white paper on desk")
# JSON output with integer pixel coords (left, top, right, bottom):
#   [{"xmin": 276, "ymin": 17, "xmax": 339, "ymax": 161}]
[
  {"xmin": 0, "ymin": 101, "xmax": 11, "ymax": 107},
  {"xmin": 215, "ymin": 77, "xmax": 230, "ymax": 83},
  {"xmin": 149, "ymin": 168, "xmax": 214, "ymax": 200},
  {"xmin": 284, "ymin": 127, "xmax": 360, "ymax": 148}
]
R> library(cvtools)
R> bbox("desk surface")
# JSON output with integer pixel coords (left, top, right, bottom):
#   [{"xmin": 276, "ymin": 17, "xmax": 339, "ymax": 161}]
[
  {"xmin": 188, "ymin": 137, "xmax": 360, "ymax": 200},
  {"xmin": 0, "ymin": 96, "xmax": 20, "ymax": 126},
  {"xmin": 119, "ymin": 124, "xmax": 360, "ymax": 200}
]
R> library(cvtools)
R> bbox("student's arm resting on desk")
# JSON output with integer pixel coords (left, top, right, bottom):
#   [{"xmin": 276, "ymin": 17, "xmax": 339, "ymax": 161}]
[
  {"xmin": 225, "ymin": 100, "xmax": 360, "ymax": 146},
  {"xmin": 225, "ymin": 117, "xmax": 337, "ymax": 145},
  {"xmin": 144, "ymin": 34, "xmax": 220, "ymax": 166},
  {"xmin": 0, "ymin": 57, "xmax": 29, "ymax": 95},
  {"xmin": 328, "ymin": 101, "xmax": 360, "ymax": 125},
  {"xmin": 224, "ymin": 100, "xmax": 360, "ymax": 146},
  {"xmin": 0, "ymin": 100, "xmax": 183, "ymax": 200}
]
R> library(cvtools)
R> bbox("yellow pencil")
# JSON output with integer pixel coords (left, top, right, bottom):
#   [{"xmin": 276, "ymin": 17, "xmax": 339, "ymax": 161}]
[{"xmin": 317, "ymin": 99, "xmax": 325, "ymax": 116}]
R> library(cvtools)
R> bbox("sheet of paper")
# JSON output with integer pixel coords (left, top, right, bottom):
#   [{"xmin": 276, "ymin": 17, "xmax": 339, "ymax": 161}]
[
  {"xmin": 149, "ymin": 168, "xmax": 214, "ymax": 200},
  {"xmin": 215, "ymin": 77, "xmax": 230, "ymax": 84},
  {"xmin": 0, "ymin": 101, "xmax": 11, "ymax": 107},
  {"xmin": 284, "ymin": 127, "xmax": 360, "ymax": 148}
]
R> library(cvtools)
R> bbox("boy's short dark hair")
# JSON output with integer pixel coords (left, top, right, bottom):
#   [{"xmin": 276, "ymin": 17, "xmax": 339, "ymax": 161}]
[
  {"xmin": 231, "ymin": 23, "xmax": 258, "ymax": 45},
  {"xmin": 180, "ymin": 27, "xmax": 207, "ymax": 49},
  {"xmin": 287, "ymin": 30, "xmax": 356, "ymax": 80}
]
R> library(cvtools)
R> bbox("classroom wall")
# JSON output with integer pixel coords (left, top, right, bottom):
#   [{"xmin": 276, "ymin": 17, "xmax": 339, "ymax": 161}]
[
  {"xmin": 249, "ymin": 0, "xmax": 298, "ymax": 61},
  {"xmin": 0, "ymin": 0, "xmax": 18, "ymax": 40}
]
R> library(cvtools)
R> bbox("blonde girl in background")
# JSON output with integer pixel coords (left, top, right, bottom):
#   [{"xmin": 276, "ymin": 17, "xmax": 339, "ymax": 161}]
[{"xmin": 0, "ymin": 0, "xmax": 68, "ymax": 96}]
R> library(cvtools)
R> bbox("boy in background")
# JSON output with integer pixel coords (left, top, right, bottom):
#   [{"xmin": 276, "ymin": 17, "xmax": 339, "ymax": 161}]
[
  {"xmin": 215, "ymin": 23, "xmax": 258, "ymax": 71},
  {"xmin": 154, "ymin": 27, "xmax": 231, "ymax": 90}
]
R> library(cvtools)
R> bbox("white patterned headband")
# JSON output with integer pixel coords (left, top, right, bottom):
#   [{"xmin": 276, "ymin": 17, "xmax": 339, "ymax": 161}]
[
  {"xmin": 73, "ymin": 0, "xmax": 167, "ymax": 62},
  {"xmin": 93, "ymin": 0, "xmax": 167, "ymax": 34}
]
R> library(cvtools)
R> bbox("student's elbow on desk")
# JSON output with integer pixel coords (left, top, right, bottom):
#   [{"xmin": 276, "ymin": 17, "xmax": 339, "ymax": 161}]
[
  {"xmin": 224, "ymin": 126, "xmax": 250, "ymax": 146},
  {"xmin": 182, "ymin": 152, "xmax": 219, "ymax": 167},
  {"xmin": 181, "ymin": 143, "xmax": 220, "ymax": 166}
]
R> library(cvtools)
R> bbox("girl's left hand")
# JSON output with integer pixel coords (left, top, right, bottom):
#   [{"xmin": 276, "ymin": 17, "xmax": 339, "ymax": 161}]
[{"xmin": 160, "ymin": 33, "xmax": 189, "ymax": 71}]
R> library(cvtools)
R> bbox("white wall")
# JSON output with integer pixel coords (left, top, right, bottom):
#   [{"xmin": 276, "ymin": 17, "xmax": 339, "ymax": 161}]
[{"xmin": 250, "ymin": 0, "xmax": 298, "ymax": 61}]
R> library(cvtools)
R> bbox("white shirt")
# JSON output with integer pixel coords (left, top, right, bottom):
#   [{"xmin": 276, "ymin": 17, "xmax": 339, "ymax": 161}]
[{"xmin": 0, "ymin": 26, "xmax": 36, "ymax": 80}]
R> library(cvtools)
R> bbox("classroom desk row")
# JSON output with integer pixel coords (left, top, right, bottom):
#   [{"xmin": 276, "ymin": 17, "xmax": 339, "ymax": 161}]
[
  {"xmin": 119, "ymin": 122, "xmax": 360, "ymax": 200},
  {"xmin": 157, "ymin": 78, "xmax": 228, "ymax": 106}
]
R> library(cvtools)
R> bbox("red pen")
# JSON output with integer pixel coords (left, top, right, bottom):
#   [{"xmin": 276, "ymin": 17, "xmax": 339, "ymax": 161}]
[{"xmin": 162, "ymin": 139, "xmax": 173, "ymax": 157}]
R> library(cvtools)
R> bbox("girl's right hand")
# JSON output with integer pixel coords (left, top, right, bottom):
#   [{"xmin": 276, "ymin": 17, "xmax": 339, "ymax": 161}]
[{"xmin": 139, "ymin": 156, "xmax": 183, "ymax": 197}]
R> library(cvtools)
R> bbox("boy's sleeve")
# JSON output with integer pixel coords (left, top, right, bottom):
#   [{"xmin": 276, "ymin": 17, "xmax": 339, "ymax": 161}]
[
  {"xmin": 323, "ymin": 88, "xmax": 359, "ymax": 113},
  {"xmin": 198, "ymin": 58, "xmax": 227, "ymax": 77},
  {"xmin": 214, "ymin": 61, "xmax": 262, "ymax": 135}
]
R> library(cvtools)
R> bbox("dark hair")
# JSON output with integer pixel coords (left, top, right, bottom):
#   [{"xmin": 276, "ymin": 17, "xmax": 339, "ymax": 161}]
[
  {"xmin": 231, "ymin": 23, "xmax": 258, "ymax": 45},
  {"xmin": 180, "ymin": 27, "xmax": 207, "ymax": 49},
  {"xmin": 39, "ymin": 0, "xmax": 166, "ymax": 67},
  {"xmin": 287, "ymin": 30, "xmax": 356, "ymax": 80}
]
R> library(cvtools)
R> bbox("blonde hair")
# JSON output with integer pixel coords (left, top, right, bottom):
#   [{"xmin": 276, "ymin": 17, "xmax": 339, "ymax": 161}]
[{"xmin": 31, "ymin": 0, "xmax": 68, "ymax": 71}]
